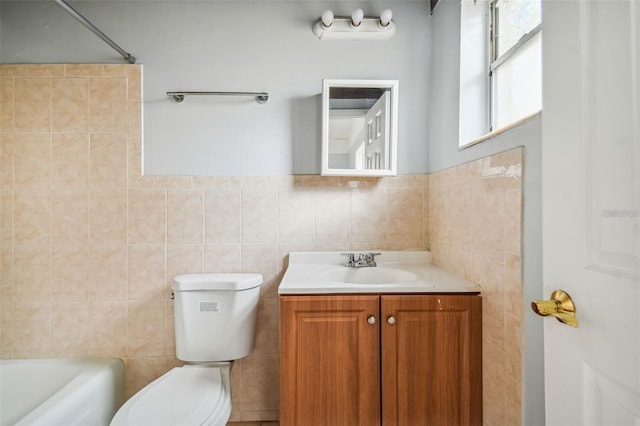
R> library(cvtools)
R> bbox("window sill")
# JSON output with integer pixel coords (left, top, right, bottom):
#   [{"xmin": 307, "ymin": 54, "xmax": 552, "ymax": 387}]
[{"xmin": 459, "ymin": 110, "xmax": 541, "ymax": 150}]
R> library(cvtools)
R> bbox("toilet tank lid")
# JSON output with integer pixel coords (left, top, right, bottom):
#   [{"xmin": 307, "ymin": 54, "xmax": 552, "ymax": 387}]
[{"xmin": 172, "ymin": 273, "xmax": 263, "ymax": 291}]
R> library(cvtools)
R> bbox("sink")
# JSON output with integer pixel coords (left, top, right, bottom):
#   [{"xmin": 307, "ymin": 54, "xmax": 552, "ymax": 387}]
[
  {"xmin": 278, "ymin": 251, "xmax": 481, "ymax": 294},
  {"xmin": 320, "ymin": 266, "xmax": 418, "ymax": 284}
]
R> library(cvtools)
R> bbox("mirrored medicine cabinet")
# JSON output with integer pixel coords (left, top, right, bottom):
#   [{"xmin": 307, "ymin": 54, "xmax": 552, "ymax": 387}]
[{"xmin": 321, "ymin": 79, "xmax": 399, "ymax": 176}]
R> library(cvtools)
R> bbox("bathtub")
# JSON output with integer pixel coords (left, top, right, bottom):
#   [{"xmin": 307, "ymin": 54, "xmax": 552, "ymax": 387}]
[{"xmin": 0, "ymin": 358, "xmax": 125, "ymax": 426}]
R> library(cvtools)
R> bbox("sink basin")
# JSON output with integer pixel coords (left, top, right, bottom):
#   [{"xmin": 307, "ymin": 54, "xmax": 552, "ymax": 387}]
[{"xmin": 321, "ymin": 267, "xmax": 418, "ymax": 284}]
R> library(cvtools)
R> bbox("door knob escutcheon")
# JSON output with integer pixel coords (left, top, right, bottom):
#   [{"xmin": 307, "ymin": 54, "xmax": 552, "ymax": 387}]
[{"xmin": 531, "ymin": 290, "xmax": 579, "ymax": 328}]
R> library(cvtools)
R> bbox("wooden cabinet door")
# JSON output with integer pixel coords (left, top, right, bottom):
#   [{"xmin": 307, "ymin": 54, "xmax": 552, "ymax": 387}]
[
  {"xmin": 280, "ymin": 295, "xmax": 381, "ymax": 426},
  {"xmin": 381, "ymin": 295, "xmax": 482, "ymax": 426}
]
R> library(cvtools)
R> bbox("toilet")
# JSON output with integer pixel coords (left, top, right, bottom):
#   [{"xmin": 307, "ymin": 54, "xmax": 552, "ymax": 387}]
[{"xmin": 110, "ymin": 273, "xmax": 263, "ymax": 426}]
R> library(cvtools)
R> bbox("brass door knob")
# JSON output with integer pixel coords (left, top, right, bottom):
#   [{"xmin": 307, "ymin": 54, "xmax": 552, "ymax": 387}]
[{"xmin": 531, "ymin": 290, "xmax": 579, "ymax": 328}]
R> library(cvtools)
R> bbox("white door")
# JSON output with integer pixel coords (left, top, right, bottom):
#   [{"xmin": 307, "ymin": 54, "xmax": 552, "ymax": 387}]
[
  {"xmin": 364, "ymin": 92, "xmax": 390, "ymax": 170},
  {"xmin": 541, "ymin": 0, "xmax": 640, "ymax": 424}
]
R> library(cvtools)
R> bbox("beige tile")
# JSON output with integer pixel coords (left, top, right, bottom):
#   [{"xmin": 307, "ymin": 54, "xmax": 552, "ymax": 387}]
[
  {"xmin": 51, "ymin": 301, "xmax": 90, "ymax": 356},
  {"xmin": 167, "ymin": 189, "xmax": 203, "ymax": 244},
  {"xmin": 52, "ymin": 189, "xmax": 89, "ymax": 244},
  {"xmin": 387, "ymin": 187, "xmax": 423, "ymax": 244},
  {"xmin": 192, "ymin": 176, "xmax": 230, "ymax": 189},
  {"xmin": 0, "ymin": 299, "xmax": 13, "ymax": 358},
  {"xmin": 52, "ymin": 133, "xmax": 89, "ymax": 189},
  {"xmin": 14, "ymin": 78, "xmax": 51, "ymax": 132},
  {"xmin": 88, "ymin": 300, "xmax": 127, "ymax": 357},
  {"xmin": 504, "ymin": 188, "xmax": 522, "ymax": 255},
  {"xmin": 90, "ymin": 190, "xmax": 127, "ymax": 244},
  {"xmin": 52, "ymin": 243, "xmax": 89, "ymax": 301},
  {"xmin": 164, "ymin": 300, "xmax": 176, "ymax": 356},
  {"xmin": 127, "ymin": 137, "xmax": 154, "ymax": 189},
  {"xmin": 0, "ymin": 133, "xmax": 14, "ymax": 189},
  {"xmin": 277, "ymin": 189, "xmax": 314, "ymax": 242},
  {"xmin": 13, "ymin": 243, "xmax": 50, "ymax": 301},
  {"xmin": 167, "ymin": 244, "xmax": 204, "ymax": 285},
  {"xmin": 128, "ymin": 101, "xmax": 142, "ymax": 138},
  {"xmin": 28, "ymin": 65, "xmax": 65, "ymax": 77},
  {"xmin": 1, "ymin": 78, "xmax": 15, "ymax": 132},
  {"xmin": 128, "ymin": 244, "xmax": 166, "ymax": 301},
  {"xmin": 127, "ymin": 300, "xmax": 165, "ymax": 356},
  {"xmin": 241, "ymin": 244, "xmax": 277, "ymax": 284},
  {"xmin": 0, "ymin": 65, "xmax": 30, "ymax": 78},
  {"xmin": 204, "ymin": 244, "xmax": 242, "ymax": 273},
  {"xmin": 351, "ymin": 187, "xmax": 387, "ymax": 242},
  {"xmin": 13, "ymin": 300, "xmax": 51, "ymax": 358},
  {"xmin": 231, "ymin": 176, "xmax": 266, "ymax": 189},
  {"xmin": 242, "ymin": 189, "xmax": 277, "ymax": 243},
  {"xmin": 505, "ymin": 375, "xmax": 522, "ymax": 426},
  {"xmin": 314, "ymin": 190, "xmax": 350, "ymax": 243},
  {"xmin": 205, "ymin": 189, "xmax": 241, "ymax": 243},
  {"xmin": 239, "ymin": 353, "xmax": 280, "ymax": 411},
  {"xmin": 482, "ymin": 340, "xmax": 506, "ymax": 426},
  {"xmin": 253, "ymin": 297, "xmax": 278, "ymax": 355},
  {"xmin": 124, "ymin": 357, "xmax": 166, "ymax": 399},
  {"xmin": 13, "ymin": 133, "xmax": 51, "ymax": 189},
  {"xmin": 128, "ymin": 190, "xmax": 166, "ymax": 244},
  {"xmin": 88, "ymin": 244, "xmax": 127, "ymax": 300},
  {"xmin": 153, "ymin": 176, "xmax": 193, "ymax": 190},
  {"xmin": 90, "ymin": 133, "xmax": 127, "ymax": 189},
  {"xmin": 52, "ymin": 78, "xmax": 88, "ymax": 132},
  {"xmin": 64, "ymin": 64, "xmax": 103, "ymax": 77},
  {"xmin": 89, "ymin": 77, "xmax": 128, "ymax": 133}
]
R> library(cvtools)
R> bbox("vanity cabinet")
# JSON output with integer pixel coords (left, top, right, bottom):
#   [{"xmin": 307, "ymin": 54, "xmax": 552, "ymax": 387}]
[{"xmin": 279, "ymin": 294, "xmax": 482, "ymax": 426}]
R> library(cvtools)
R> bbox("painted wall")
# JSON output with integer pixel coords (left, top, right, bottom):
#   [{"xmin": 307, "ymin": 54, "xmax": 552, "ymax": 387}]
[
  {"xmin": 0, "ymin": 0, "xmax": 431, "ymax": 176},
  {"xmin": 428, "ymin": 0, "xmax": 544, "ymax": 424}
]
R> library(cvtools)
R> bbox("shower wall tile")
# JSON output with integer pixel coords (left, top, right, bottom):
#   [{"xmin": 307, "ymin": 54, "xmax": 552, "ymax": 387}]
[
  {"xmin": 14, "ymin": 78, "xmax": 51, "ymax": 133},
  {"xmin": 0, "ymin": 78, "xmax": 15, "ymax": 132},
  {"xmin": 51, "ymin": 244, "xmax": 89, "ymax": 301},
  {"xmin": 88, "ymin": 77, "xmax": 128, "ymax": 132},
  {"xmin": 52, "ymin": 133, "xmax": 89, "ymax": 188},
  {"xmin": 51, "ymin": 301, "xmax": 90, "ymax": 356},
  {"xmin": 52, "ymin": 78, "xmax": 88, "ymax": 132},
  {"xmin": 167, "ymin": 189, "xmax": 204, "ymax": 244},
  {"xmin": 0, "ymin": 134, "xmax": 14, "ymax": 190},
  {"xmin": 90, "ymin": 190, "xmax": 127, "ymax": 243},
  {"xmin": 13, "ymin": 133, "xmax": 51, "ymax": 189},
  {"xmin": 90, "ymin": 133, "xmax": 127, "ymax": 189},
  {"xmin": 128, "ymin": 189, "xmax": 166, "ymax": 244}
]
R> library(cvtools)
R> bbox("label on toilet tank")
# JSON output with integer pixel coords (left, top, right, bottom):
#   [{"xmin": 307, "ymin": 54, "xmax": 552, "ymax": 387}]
[{"xmin": 199, "ymin": 301, "xmax": 219, "ymax": 312}]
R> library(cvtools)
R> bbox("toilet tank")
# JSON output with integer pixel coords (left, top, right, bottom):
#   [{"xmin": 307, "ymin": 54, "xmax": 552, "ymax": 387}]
[{"xmin": 171, "ymin": 273, "xmax": 263, "ymax": 362}]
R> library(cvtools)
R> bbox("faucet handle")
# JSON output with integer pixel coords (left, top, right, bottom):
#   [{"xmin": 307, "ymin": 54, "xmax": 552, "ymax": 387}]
[{"xmin": 340, "ymin": 252, "xmax": 356, "ymax": 266}]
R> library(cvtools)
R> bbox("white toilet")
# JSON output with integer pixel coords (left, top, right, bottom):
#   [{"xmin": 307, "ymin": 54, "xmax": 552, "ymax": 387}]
[{"xmin": 110, "ymin": 273, "xmax": 263, "ymax": 426}]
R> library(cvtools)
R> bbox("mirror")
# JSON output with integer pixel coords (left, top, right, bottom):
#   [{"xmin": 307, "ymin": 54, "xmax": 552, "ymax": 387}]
[{"xmin": 321, "ymin": 79, "xmax": 399, "ymax": 176}]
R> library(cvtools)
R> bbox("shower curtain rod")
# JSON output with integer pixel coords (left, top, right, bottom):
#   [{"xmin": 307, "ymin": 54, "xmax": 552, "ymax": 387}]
[{"xmin": 53, "ymin": 0, "xmax": 136, "ymax": 64}]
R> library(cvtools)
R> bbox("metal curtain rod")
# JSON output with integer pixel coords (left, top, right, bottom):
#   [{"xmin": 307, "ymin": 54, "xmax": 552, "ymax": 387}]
[
  {"xmin": 167, "ymin": 91, "xmax": 270, "ymax": 104},
  {"xmin": 53, "ymin": 0, "xmax": 136, "ymax": 64}
]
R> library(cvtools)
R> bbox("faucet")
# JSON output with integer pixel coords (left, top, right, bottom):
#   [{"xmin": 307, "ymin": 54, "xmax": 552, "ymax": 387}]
[{"xmin": 341, "ymin": 252, "xmax": 380, "ymax": 268}]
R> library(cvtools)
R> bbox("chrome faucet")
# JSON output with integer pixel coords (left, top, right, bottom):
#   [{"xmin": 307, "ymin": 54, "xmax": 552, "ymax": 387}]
[{"xmin": 341, "ymin": 252, "xmax": 380, "ymax": 268}]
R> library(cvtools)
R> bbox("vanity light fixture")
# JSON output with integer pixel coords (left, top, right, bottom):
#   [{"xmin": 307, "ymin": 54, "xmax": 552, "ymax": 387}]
[{"xmin": 312, "ymin": 8, "xmax": 396, "ymax": 40}]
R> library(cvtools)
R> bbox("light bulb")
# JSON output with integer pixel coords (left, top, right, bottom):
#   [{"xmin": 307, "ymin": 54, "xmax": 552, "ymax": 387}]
[
  {"xmin": 351, "ymin": 8, "xmax": 364, "ymax": 27},
  {"xmin": 380, "ymin": 9, "xmax": 393, "ymax": 27},
  {"xmin": 321, "ymin": 10, "xmax": 334, "ymax": 28}
]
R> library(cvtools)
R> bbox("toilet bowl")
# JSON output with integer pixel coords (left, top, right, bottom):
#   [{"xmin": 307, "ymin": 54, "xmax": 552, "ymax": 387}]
[
  {"xmin": 110, "ymin": 364, "xmax": 231, "ymax": 426},
  {"xmin": 109, "ymin": 273, "xmax": 263, "ymax": 426}
]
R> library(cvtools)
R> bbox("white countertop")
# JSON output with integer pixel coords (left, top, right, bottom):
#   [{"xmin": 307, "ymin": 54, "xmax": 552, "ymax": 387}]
[{"xmin": 278, "ymin": 251, "xmax": 481, "ymax": 294}]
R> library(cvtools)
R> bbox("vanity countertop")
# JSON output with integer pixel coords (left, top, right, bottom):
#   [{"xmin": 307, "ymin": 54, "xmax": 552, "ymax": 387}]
[{"xmin": 278, "ymin": 251, "xmax": 481, "ymax": 295}]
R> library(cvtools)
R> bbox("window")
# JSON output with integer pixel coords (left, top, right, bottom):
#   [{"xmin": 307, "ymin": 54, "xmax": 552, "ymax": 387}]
[
  {"xmin": 459, "ymin": 0, "xmax": 542, "ymax": 146},
  {"xmin": 489, "ymin": 0, "xmax": 542, "ymax": 131}
]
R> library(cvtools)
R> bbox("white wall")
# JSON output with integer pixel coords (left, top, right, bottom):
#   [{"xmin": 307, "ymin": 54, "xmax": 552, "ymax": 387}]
[
  {"xmin": 429, "ymin": 1, "xmax": 544, "ymax": 424},
  {"xmin": 0, "ymin": 0, "xmax": 431, "ymax": 176}
]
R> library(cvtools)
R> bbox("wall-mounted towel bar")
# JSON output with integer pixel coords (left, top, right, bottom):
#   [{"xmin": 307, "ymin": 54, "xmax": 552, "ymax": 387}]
[{"xmin": 167, "ymin": 91, "xmax": 269, "ymax": 104}]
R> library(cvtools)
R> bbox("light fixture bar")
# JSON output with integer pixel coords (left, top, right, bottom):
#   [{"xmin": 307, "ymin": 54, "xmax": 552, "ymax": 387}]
[{"xmin": 313, "ymin": 9, "xmax": 396, "ymax": 40}]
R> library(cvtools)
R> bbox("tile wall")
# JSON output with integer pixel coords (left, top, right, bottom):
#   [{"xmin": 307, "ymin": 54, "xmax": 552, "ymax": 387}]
[
  {"xmin": 428, "ymin": 148, "xmax": 523, "ymax": 426},
  {"xmin": 0, "ymin": 64, "xmax": 431, "ymax": 422}
]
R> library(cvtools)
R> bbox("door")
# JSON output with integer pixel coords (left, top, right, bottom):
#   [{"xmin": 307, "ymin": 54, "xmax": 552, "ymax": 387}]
[
  {"xmin": 541, "ymin": 0, "xmax": 640, "ymax": 424},
  {"xmin": 279, "ymin": 295, "xmax": 380, "ymax": 426},
  {"xmin": 381, "ymin": 295, "xmax": 482, "ymax": 426},
  {"xmin": 364, "ymin": 91, "xmax": 390, "ymax": 170}
]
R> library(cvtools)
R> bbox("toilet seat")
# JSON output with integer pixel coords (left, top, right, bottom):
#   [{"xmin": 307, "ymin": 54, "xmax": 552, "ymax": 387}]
[{"xmin": 110, "ymin": 365, "xmax": 230, "ymax": 426}]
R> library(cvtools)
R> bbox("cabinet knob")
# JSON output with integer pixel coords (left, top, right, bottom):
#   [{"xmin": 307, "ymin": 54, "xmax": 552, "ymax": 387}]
[
  {"xmin": 387, "ymin": 316, "xmax": 396, "ymax": 325},
  {"xmin": 367, "ymin": 316, "xmax": 376, "ymax": 325}
]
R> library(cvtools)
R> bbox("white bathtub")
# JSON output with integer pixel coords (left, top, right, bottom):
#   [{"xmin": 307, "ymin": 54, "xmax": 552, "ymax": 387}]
[{"xmin": 0, "ymin": 358, "xmax": 125, "ymax": 426}]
